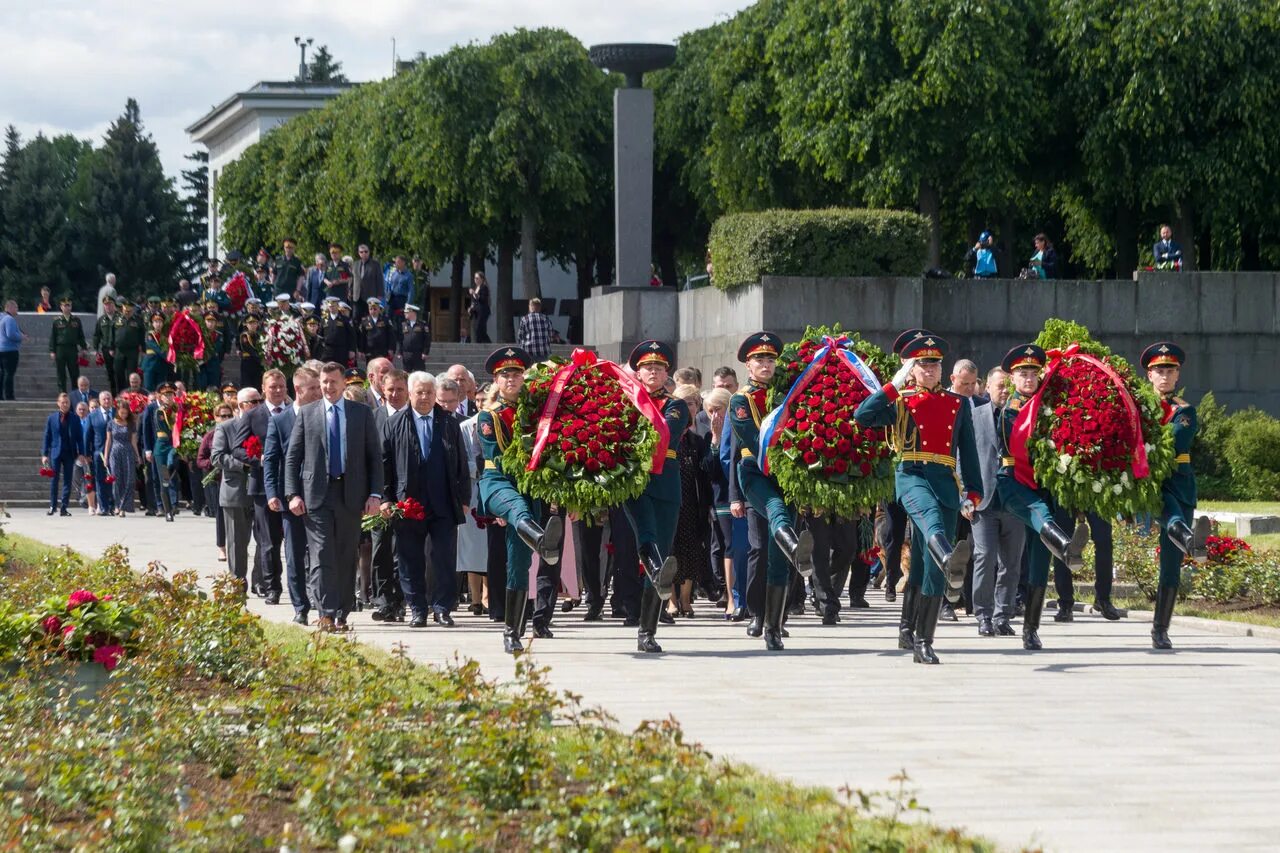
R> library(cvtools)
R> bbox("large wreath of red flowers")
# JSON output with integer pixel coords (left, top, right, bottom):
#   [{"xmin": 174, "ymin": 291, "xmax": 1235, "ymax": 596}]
[
  {"xmin": 175, "ymin": 391, "xmax": 220, "ymax": 459},
  {"xmin": 223, "ymin": 272, "xmax": 251, "ymax": 316},
  {"xmin": 504, "ymin": 349, "xmax": 661, "ymax": 516},
  {"xmin": 765, "ymin": 325, "xmax": 896, "ymax": 517}
]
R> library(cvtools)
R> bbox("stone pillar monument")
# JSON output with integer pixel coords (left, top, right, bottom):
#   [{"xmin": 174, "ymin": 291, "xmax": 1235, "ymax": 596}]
[{"xmin": 588, "ymin": 43, "xmax": 676, "ymax": 288}]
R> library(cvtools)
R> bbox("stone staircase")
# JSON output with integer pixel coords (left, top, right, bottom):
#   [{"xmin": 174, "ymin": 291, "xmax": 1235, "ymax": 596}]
[{"xmin": 0, "ymin": 401, "xmax": 69, "ymax": 509}]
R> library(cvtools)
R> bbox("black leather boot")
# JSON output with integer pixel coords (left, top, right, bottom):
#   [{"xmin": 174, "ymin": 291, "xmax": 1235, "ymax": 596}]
[
  {"xmin": 637, "ymin": 542, "xmax": 678, "ymax": 601},
  {"xmin": 927, "ymin": 533, "xmax": 970, "ymax": 600},
  {"xmin": 773, "ymin": 525, "xmax": 815, "ymax": 579},
  {"xmin": 746, "ymin": 614, "xmax": 763, "ymax": 638},
  {"xmin": 159, "ymin": 483, "xmax": 175, "ymax": 523},
  {"xmin": 912, "ymin": 595, "xmax": 943, "ymax": 664},
  {"xmin": 1040, "ymin": 521, "xmax": 1088, "ymax": 570},
  {"xmin": 637, "ymin": 584, "xmax": 663, "ymax": 653},
  {"xmin": 897, "ymin": 583, "xmax": 919, "ymax": 650},
  {"xmin": 1151, "ymin": 584, "xmax": 1177, "ymax": 650},
  {"xmin": 516, "ymin": 516, "xmax": 563, "ymax": 566},
  {"xmin": 1168, "ymin": 518, "xmax": 1210, "ymax": 564},
  {"xmin": 503, "ymin": 589, "xmax": 527, "ymax": 655},
  {"xmin": 763, "ymin": 584, "xmax": 787, "ymax": 651},
  {"xmin": 1022, "ymin": 585, "xmax": 1046, "ymax": 651}
]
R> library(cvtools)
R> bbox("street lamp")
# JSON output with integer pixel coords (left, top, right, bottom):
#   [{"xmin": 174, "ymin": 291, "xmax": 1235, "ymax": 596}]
[{"xmin": 294, "ymin": 36, "xmax": 314, "ymax": 81}]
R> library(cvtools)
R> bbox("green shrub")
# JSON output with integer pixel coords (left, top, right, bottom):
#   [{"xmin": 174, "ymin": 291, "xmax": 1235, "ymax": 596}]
[
  {"xmin": 1192, "ymin": 391, "xmax": 1234, "ymax": 499},
  {"xmin": 1225, "ymin": 412, "xmax": 1280, "ymax": 500},
  {"xmin": 707, "ymin": 207, "xmax": 929, "ymax": 289}
]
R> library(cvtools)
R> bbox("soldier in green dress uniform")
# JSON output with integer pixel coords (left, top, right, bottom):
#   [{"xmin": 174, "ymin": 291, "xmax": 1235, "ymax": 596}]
[
  {"xmin": 993, "ymin": 344, "xmax": 1090, "ymax": 651},
  {"xmin": 730, "ymin": 332, "xmax": 815, "ymax": 651},
  {"xmin": 142, "ymin": 312, "xmax": 171, "ymax": 392},
  {"xmin": 1142, "ymin": 341, "xmax": 1210, "ymax": 650},
  {"xmin": 197, "ymin": 311, "xmax": 224, "ymax": 390},
  {"xmin": 854, "ymin": 330, "xmax": 983, "ymax": 664},
  {"xmin": 152, "ymin": 382, "xmax": 180, "ymax": 522},
  {"xmin": 93, "ymin": 295, "xmax": 119, "ymax": 395},
  {"xmin": 113, "ymin": 299, "xmax": 145, "ymax": 392},
  {"xmin": 623, "ymin": 340, "xmax": 689, "ymax": 653},
  {"xmin": 476, "ymin": 346, "xmax": 564, "ymax": 654},
  {"xmin": 48, "ymin": 297, "xmax": 87, "ymax": 393}
]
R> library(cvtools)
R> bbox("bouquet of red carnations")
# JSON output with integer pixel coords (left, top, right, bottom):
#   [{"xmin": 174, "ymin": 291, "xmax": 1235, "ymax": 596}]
[
  {"xmin": 118, "ymin": 390, "xmax": 148, "ymax": 415},
  {"xmin": 504, "ymin": 348, "xmax": 663, "ymax": 516},
  {"xmin": 77, "ymin": 354, "xmax": 89, "ymax": 367},
  {"xmin": 38, "ymin": 466, "xmax": 55, "ymax": 478},
  {"xmin": 223, "ymin": 272, "xmax": 251, "ymax": 316},
  {"xmin": 1010, "ymin": 321, "xmax": 1175, "ymax": 518},
  {"xmin": 242, "ymin": 434, "xmax": 263, "ymax": 460},
  {"xmin": 175, "ymin": 391, "xmax": 220, "ymax": 458},
  {"xmin": 261, "ymin": 316, "xmax": 306, "ymax": 374},
  {"xmin": 762, "ymin": 325, "xmax": 896, "ymax": 517},
  {"xmin": 362, "ymin": 497, "xmax": 426, "ymax": 532}
]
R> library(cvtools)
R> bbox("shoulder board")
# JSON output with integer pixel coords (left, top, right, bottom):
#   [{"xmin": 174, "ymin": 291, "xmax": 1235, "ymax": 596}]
[
  {"xmin": 1007, "ymin": 397, "xmax": 1024, "ymax": 411},
  {"xmin": 1172, "ymin": 397, "xmax": 1189, "ymax": 408},
  {"xmin": 900, "ymin": 387, "xmax": 920, "ymax": 398}
]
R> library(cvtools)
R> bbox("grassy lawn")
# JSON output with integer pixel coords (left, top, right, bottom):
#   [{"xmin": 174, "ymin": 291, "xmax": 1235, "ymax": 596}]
[
  {"xmin": 1213, "ymin": 521, "xmax": 1280, "ymax": 553},
  {"xmin": 1117, "ymin": 596, "xmax": 1280, "ymax": 630},
  {"xmin": 1198, "ymin": 501, "xmax": 1280, "ymax": 516},
  {"xmin": 0, "ymin": 531, "xmax": 990, "ymax": 851}
]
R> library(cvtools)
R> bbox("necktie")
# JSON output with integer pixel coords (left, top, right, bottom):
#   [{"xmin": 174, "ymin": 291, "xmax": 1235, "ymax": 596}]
[
  {"xmin": 272, "ymin": 406, "xmax": 282, "ymax": 415},
  {"xmin": 419, "ymin": 414, "xmax": 432, "ymax": 459},
  {"xmin": 328, "ymin": 404, "xmax": 343, "ymax": 477}
]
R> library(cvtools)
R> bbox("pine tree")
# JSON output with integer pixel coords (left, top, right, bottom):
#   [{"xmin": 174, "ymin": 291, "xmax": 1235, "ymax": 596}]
[
  {"xmin": 306, "ymin": 45, "xmax": 348, "ymax": 83},
  {"xmin": 74, "ymin": 98, "xmax": 183, "ymax": 297},
  {"xmin": 178, "ymin": 150, "xmax": 209, "ymax": 280},
  {"xmin": 0, "ymin": 125, "xmax": 20, "ymax": 282}
]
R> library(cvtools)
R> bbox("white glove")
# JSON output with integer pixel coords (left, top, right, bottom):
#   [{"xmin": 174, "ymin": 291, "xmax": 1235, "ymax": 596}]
[{"xmin": 891, "ymin": 359, "xmax": 915, "ymax": 390}]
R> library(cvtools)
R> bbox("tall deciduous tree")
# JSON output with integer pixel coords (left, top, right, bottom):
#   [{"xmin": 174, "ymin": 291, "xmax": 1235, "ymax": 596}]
[{"xmin": 75, "ymin": 99, "xmax": 184, "ymax": 295}]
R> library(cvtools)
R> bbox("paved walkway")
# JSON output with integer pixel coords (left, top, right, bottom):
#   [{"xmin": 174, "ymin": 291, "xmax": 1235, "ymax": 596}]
[{"xmin": 7, "ymin": 508, "xmax": 1280, "ymax": 851}]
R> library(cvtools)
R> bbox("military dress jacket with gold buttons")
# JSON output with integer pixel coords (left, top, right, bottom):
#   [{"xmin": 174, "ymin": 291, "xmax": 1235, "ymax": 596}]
[
  {"xmin": 1160, "ymin": 394, "xmax": 1197, "ymax": 507},
  {"xmin": 641, "ymin": 390, "xmax": 690, "ymax": 503}
]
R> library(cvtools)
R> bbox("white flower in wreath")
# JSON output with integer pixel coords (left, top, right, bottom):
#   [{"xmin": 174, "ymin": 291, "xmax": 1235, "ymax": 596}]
[
  {"xmin": 1056, "ymin": 453, "xmax": 1072, "ymax": 474},
  {"xmin": 1112, "ymin": 483, "xmax": 1123, "ymax": 494},
  {"xmin": 1074, "ymin": 470, "xmax": 1086, "ymax": 484},
  {"xmin": 1092, "ymin": 481, "xmax": 1104, "ymax": 493}
]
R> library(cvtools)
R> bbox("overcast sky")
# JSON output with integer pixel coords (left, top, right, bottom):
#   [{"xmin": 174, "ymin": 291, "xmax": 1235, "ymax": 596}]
[{"xmin": 3, "ymin": 0, "xmax": 752, "ymax": 182}]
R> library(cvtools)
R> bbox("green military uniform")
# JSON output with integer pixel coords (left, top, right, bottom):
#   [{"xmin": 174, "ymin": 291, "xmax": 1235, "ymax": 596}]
[
  {"xmin": 48, "ymin": 304, "xmax": 87, "ymax": 393},
  {"xmin": 93, "ymin": 301, "xmax": 118, "ymax": 395},
  {"xmin": 113, "ymin": 309, "xmax": 145, "ymax": 391},
  {"xmin": 197, "ymin": 317, "xmax": 224, "ymax": 390},
  {"xmin": 1142, "ymin": 341, "xmax": 1207, "ymax": 650},
  {"xmin": 730, "ymin": 332, "xmax": 815, "ymax": 651},
  {"xmin": 273, "ymin": 251, "xmax": 305, "ymax": 296},
  {"xmin": 475, "ymin": 346, "xmax": 562, "ymax": 655},
  {"xmin": 854, "ymin": 329, "xmax": 982, "ymax": 664},
  {"xmin": 142, "ymin": 328, "xmax": 170, "ymax": 392},
  {"xmin": 992, "ymin": 345, "xmax": 1089, "ymax": 650}
]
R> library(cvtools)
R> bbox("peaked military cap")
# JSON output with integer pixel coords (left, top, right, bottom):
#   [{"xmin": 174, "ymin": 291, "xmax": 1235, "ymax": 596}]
[
  {"xmin": 1002, "ymin": 343, "xmax": 1047, "ymax": 373},
  {"xmin": 101, "ymin": 295, "xmax": 116, "ymax": 306},
  {"xmin": 344, "ymin": 367, "xmax": 367, "ymax": 386},
  {"xmin": 737, "ymin": 331, "xmax": 781, "ymax": 363},
  {"xmin": 629, "ymin": 339, "xmax": 674, "ymax": 371},
  {"xmin": 59, "ymin": 295, "xmax": 73, "ymax": 306},
  {"xmin": 486, "ymin": 346, "xmax": 532, "ymax": 375},
  {"xmin": 404, "ymin": 303, "xmax": 420, "ymax": 313},
  {"xmin": 274, "ymin": 293, "xmax": 292, "ymax": 303},
  {"xmin": 894, "ymin": 329, "xmax": 947, "ymax": 362},
  {"xmin": 1141, "ymin": 341, "xmax": 1185, "ymax": 369}
]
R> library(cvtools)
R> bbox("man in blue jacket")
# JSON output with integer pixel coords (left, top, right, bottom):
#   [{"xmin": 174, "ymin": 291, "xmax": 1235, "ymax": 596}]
[{"xmin": 42, "ymin": 392, "xmax": 87, "ymax": 516}]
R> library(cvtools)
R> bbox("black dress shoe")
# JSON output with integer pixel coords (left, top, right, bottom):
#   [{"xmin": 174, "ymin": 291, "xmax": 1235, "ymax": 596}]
[
  {"xmin": 821, "ymin": 607, "xmax": 840, "ymax": 626},
  {"xmin": 1054, "ymin": 603, "xmax": 1074, "ymax": 623},
  {"xmin": 622, "ymin": 615, "xmax": 639, "ymax": 627},
  {"xmin": 940, "ymin": 601, "xmax": 958, "ymax": 621},
  {"xmin": 531, "ymin": 622, "xmax": 553, "ymax": 638},
  {"xmin": 60, "ymin": 509, "xmax": 72, "ymax": 517},
  {"xmin": 47, "ymin": 507, "xmax": 56, "ymax": 516},
  {"xmin": 730, "ymin": 608, "xmax": 746, "ymax": 622},
  {"xmin": 583, "ymin": 602, "xmax": 603, "ymax": 621},
  {"xmin": 409, "ymin": 612, "xmax": 428, "ymax": 628},
  {"xmin": 658, "ymin": 610, "xmax": 675, "ymax": 625},
  {"xmin": 978, "ymin": 617, "xmax": 995, "ymax": 637},
  {"xmin": 560, "ymin": 598, "xmax": 577, "ymax": 612},
  {"xmin": 370, "ymin": 606, "xmax": 391, "ymax": 622},
  {"xmin": 292, "ymin": 612, "xmax": 308, "ymax": 625},
  {"xmin": 433, "ymin": 611, "xmax": 456, "ymax": 627},
  {"xmin": 884, "ymin": 588, "xmax": 897, "ymax": 603},
  {"xmin": 994, "ymin": 618, "xmax": 1016, "ymax": 636},
  {"xmin": 1094, "ymin": 599, "xmax": 1122, "ymax": 621},
  {"xmin": 848, "ymin": 596, "xmax": 871, "ymax": 609},
  {"xmin": 265, "ymin": 593, "xmax": 281, "ymax": 605},
  {"xmin": 746, "ymin": 617, "xmax": 763, "ymax": 638}
]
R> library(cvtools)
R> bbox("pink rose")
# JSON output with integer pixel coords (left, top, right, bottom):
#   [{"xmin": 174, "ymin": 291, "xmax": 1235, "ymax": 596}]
[
  {"xmin": 67, "ymin": 589, "xmax": 99, "ymax": 609},
  {"xmin": 42, "ymin": 616, "xmax": 63, "ymax": 634},
  {"xmin": 92, "ymin": 645, "xmax": 125, "ymax": 672}
]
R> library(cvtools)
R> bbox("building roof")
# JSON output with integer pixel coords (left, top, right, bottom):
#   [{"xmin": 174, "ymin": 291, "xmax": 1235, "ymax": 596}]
[{"xmin": 185, "ymin": 80, "xmax": 357, "ymax": 142}]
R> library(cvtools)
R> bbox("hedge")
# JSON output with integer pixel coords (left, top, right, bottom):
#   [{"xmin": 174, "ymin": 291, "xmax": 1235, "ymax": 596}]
[
  {"xmin": 707, "ymin": 208, "xmax": 929, "ymax": 290},
  {"xmin": 1194, "ymin": 393, "xmax": 1280, "ymax": 501}
]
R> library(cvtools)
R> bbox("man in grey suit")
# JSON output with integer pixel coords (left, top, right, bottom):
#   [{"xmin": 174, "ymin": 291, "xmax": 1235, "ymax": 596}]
[
  {"xmin": 968, "ymin": 367, "xmax": 1027, "ymax": 637},
  {"xmin": 212, "ymin": 388, "xmax": 265, "ymax": 587},
  {"xmin": 285, "ymin": 361, "xmax": 383, "ymax": 632},
  {"xmin": 370, "ymin": 367, "xmax": 410, "ymax": 622},
  {"xmin": 265, "ymin": 366, "xmax": 319, "ymax": 624}
]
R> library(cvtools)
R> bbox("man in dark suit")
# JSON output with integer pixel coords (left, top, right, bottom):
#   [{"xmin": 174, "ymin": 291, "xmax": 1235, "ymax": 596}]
[
  {"xmin": 42, "ymin": 392, "xmax": 86, "ymax": 515},
  {"xmin": 265, "ymin": 367, "xmax": 319, "ymax": 624},
  {"xmin": 381, "ymin": 372, "xmax": 470, "ymax": 627},
  {"xmin": 370, "ymin": 368, "xmax": 410, "ymax": 622},
  {"xmin": 238, "ymin": 393, "xmax": 283, "ymax": 604},
  {"xmin": 285, "ymin": 361, "xmax": 383, "ymax": 632},
  {"xmin": 212, "ymin": 389, "xmax": 261, "ymax": 586},
  {"xmin": 70, "ymin": 376, "xmax": 97, "ymax": 409},
  {"xmin": 88, "ymin": 391, "xmax": 115, "ymax": 515}
]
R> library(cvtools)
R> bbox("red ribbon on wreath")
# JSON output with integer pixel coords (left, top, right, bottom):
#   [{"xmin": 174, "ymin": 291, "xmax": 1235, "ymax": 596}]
[
  {"xmin": 526, "ymin": 348, "xmax": 670, "ymax": 475},
  {"xmin": 1009, "ymin": 343, "xmax": 1150, "ymax": 490}
]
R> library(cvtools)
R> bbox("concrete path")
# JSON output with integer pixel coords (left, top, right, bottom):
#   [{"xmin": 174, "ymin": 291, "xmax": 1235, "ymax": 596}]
[{"xmin": 7, "ymin": 508, "xmax": 1279, "ymax": 851}]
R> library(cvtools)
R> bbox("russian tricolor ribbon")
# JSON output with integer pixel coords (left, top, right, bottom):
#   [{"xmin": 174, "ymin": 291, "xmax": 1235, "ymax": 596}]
[
  {"xmin": 526, "ymin": 348, "xmax": 670, "ymax": 475},
  {"xmin": 757, "ymin": 336, "xmax": 881, "ymax": 475},
  {"xmin": 1009, "ymin": 342, "xmax": 1149, "ymax": 490}
]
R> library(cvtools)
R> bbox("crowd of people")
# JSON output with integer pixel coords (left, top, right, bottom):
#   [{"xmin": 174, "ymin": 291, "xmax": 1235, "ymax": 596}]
[{"xmin": 37, "ymin": 317, "xmax": 1207, "ymax": 659}]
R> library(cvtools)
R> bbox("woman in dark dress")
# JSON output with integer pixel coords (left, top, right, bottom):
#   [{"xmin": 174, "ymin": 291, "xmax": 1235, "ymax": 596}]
[
  {"xmin": 102, "ymin": 399, "xmax": 139, "ymax": 515},
  {"xmin": 668, "ymin": 385, "xmax": 713, "ymax": 618}
]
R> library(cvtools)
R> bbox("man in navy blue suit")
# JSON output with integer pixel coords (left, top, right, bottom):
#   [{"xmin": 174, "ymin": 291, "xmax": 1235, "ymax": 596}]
[
  {"xmin": 88, "ymin": 391, "xmax": 115, "ymax": 515},
  {"xmin": 41, "ymin": 392, "xmax": 87, "ymax": 516},
  {"xmin": 264, "ymin": 366, "xmax": 319, "ymax": 624}
]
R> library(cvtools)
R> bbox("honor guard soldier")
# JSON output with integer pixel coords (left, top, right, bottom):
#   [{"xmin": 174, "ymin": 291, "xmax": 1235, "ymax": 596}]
[
  {"xmin": 1142, "ymin": 341, "xmax": 1210, "ymax": 649},
  {"xmin": 476, "ymin": 346, "xmax": 564, "ymax": 654},
  {"xmin": 624, "ymin": 340, "xmax": 689, "ymax": 653},
  {"xmin": 302, "ymin": 314, "xmax": 322, "ymax": 359},
  {"xmin": 319, "ymin": 297, "xmax": 356, "ymax": 364},
  {"xmin": 142, "ymin": 311, "xmax": 171, "ymax": 391},
  {"xmin": 399, "ymin": 303, "xmax": 430, "ymax": 372},
  {"xmin": 854, "ymin": 329, "xmax": 983, "ymax": 664},
  {"xmin": 151, "ymin": 382, "xmax": 180, "ymax": 522},
  {"xmin": 993, "ymin": 344, "xmax": 1090, "ymax": 650},
  {"xmin": 196, "ymin": 310, "xmax": 225, "ymax": 390},
  {"xmin": 112, "ymin": 298, "xmax": 145, "ymax": 393},
  {"xmin": 93, "ymin": 295, "xmax": 119, "ymax": 394},
  {"xmin": 360, "ymin": 298, "xmax": 395, "ymax": 364},
  {"xmin": 730, "ymin": 331, "xmax": 815, "ymax": 651},
  {"xmin": 49, "ymin": 296, "xmax": 87, "ymax": 393}
]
